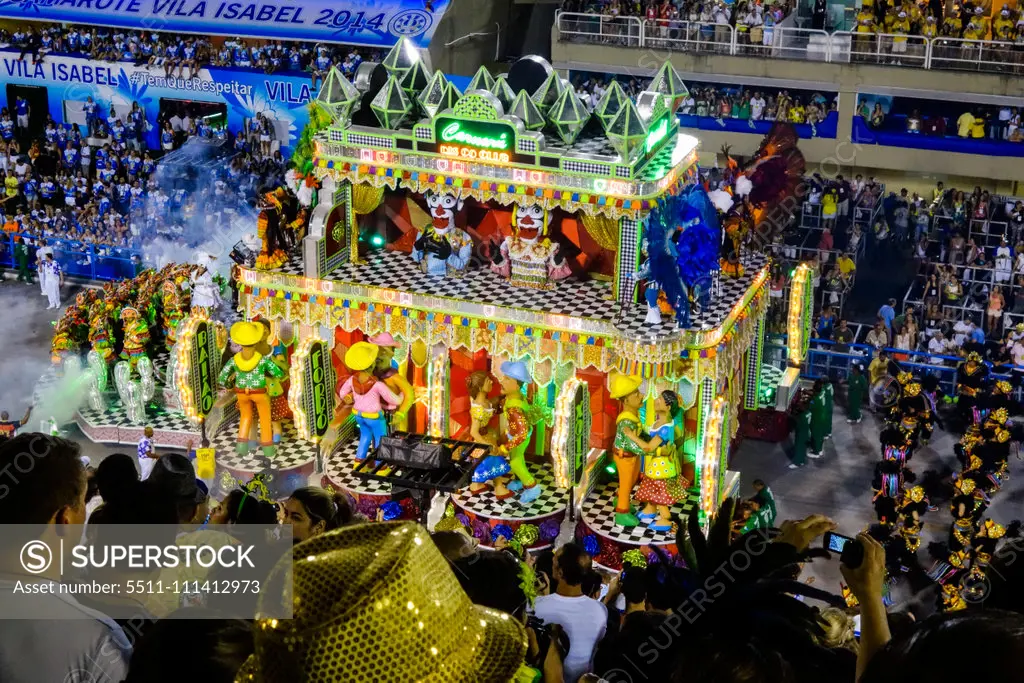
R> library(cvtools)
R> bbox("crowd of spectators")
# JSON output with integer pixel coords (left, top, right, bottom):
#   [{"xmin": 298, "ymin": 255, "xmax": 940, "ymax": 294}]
[
  {"xmin": 860, "ymin": 98, "xmax": 1024, "ymax": 143},
  {"xmin": 572, "ymin": 71, "xmax": 837, "ymax": 125},
  {"xmin": 0, "ymin": 99, "xmax": 287, "ymax": 263},
  {"xmin": 0, "ymin": 25, "xmax": 383, "ymax": 82},
  {"xmin": 853, "ymin": 0, "xmax": 1024, "ymax": 43},
  {"xmin": 8, "ymin": 432, "xmax": 1024, "ymax": 683},
  {"xmin": 558, "ymin": 0, "xmax": 794, "ymax": 48}
]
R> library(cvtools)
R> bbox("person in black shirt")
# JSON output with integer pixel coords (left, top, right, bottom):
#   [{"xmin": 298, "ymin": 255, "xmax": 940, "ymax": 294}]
[{"xmin": 0, "ymin": 406, "xmax": 32, "ymax": 440}]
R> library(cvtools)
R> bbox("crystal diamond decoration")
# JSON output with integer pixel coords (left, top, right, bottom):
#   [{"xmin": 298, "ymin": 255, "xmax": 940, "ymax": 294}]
[
  {"xmin": 417, "ymin": 71, "xmax": 450, "ymax": 119},
  {"xmin": 371, "ymin": 75, "xmax": 412, "ymax": 129},
  {"xmin": 531, "ymin": 70, "xmax": 564, "ymax": 116},
  {"xmin": 605, "ymin": 99, "xmax": 647, "ymax": 162},
  {"xmin": 489, "ymin": 75, "xmax": 517, "ymax": 113},
  {"xmin": 381, "ymin": 36, "xmax": 421, "ymax": 77},
  {"xmin": 509, "ymin": 89, "xmax": 545, "ymax": 131},
  {"xmin": 315, "ymin": 67, "xmax": 361, "ymax": 124},
  {"xmin": 593, "ymin": 80, "xmax": 627, "ymax": 132},
  {"xmin": 548, "ymin": 85, "xmax": 590, "ymax": 145},
  {"xmin": 648, "ymin": 61, "xmax": 689, "ymax": 114},
  {"xmin": 400, "ymin": 59, "xmax": 432, "ymax": 102},
  {"xmin": 467, "ymin": 65, "xmax": 495, "ymax": 93}
]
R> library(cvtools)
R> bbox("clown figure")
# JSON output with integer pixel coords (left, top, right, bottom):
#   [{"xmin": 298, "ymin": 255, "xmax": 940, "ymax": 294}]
[
  {"xmin": 492, "ymin": 204, "xmax": 571, "ymax": 289},
  {"xmin": 412, "ymin": 191, "xmax": 473, "ymax": 277},
  {"xmin": 119, "ymin": 306, "xmax": 151, "ymax": 372}
]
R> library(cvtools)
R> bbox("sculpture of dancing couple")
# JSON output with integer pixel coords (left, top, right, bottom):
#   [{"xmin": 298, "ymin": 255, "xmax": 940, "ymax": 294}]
[
  {"xmin": 464, "ymin": 361, "xmax": 545, "ymax": 505},
  {"xmin": 610, "ymin": 375, "xmax": 690, "ymax": 531}
]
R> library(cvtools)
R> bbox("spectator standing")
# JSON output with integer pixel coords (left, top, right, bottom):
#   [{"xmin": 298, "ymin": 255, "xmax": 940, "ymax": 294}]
[
  {"xmin": 957, "ymin": 109, "xmax": 975, "ymax": 138},
  {"xmin": 879, "ymin": 298, "xmax": 897, "ymax": 336},
  {"xmin": 0, "ymin": 434, "xmax": 132, "ymax": 683},
  {"xmin": 532, "ymin": 542, "xmax": 607, "ymax": 683}
]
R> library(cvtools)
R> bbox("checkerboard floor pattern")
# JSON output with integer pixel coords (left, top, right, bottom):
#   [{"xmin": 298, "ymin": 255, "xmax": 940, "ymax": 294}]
[
  {"xmin": 275, "ymin": 255, "xmax": 306, "ymax": 277},
  {"xmin": 452, "ymin": 463, "xmax": 568, "ymax": 521},
  {"xmin": 760, "ymin": 364, "xmax": 785, "ymax": 407},
  {"xmin": 324, "ymin": 440, "xmax": 394, "ymax": 495},
  {"xmin": 77, "ymin": 402, "xmax": 196, "ymax": 433},
  {"xmin": 213, "ymin": 420, "xmax": 318, "ymax": 471},
  {"xmin": 581, "ymin": 479, "xmax": 697, "ymax": 545}
]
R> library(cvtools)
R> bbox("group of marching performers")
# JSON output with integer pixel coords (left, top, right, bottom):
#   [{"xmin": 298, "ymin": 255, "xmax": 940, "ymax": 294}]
[
  {"xmin": 872, "ymin": 368, "xmax": 935, "ymax": 559},
  {"xmin": 932, "ymin": 353, "xmax": 1017, "ymax": 610}
]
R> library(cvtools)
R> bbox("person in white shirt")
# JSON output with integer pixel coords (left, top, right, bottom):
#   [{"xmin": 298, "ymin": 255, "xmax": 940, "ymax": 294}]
[
  {"xmin": 927, "ymin": 331, "xmax": 948, "ymax": 361},
  {"xmin": 0, "ymin": 434, "xmax": 132, "ymax": 683},
  {"xmin": 1013, "ymin": 338, "xmax": 1024, "ymax": 365},
  {"xmin": 750, "ymin": 92, "xmax": 766, "ymax": 120},
  {"xmin": 169, "ymin": 112, "xmax": 183, "ymax": 132},
  {"xmin": 995, "ymin": 238, "xmax": 1013, "ymax": 283},
  {"xmin": 532, "ymin": 542, "xmax": 607, "ymax": 683}
]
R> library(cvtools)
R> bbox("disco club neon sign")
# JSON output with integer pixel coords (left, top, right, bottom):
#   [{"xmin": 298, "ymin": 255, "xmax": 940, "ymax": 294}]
[{"xmin": 434, "ymin": 117, "xmax": 515, "ymax": 163}]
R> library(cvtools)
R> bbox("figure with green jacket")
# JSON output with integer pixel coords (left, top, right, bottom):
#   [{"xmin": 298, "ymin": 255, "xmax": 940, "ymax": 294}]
[
  {"xmin": 823, "ymin": 378, "xmax": 834, "ymax": 439},
  {"xmin": 13, "ymin": 237, "xmax": 32, "ymax": 283},
  {"xmin": 847, "ymin": 364, "xmax": 868, "ymax": 423},
  {"xmin": 790, "ymin": 399, "xmax": 813, "ymax": 469},
  {"xmin": 809, "ymin": 379, "xmax": 827, "ymax": 457}
]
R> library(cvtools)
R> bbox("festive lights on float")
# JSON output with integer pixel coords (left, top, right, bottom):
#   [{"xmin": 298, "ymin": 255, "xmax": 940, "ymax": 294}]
[
  {"xmin": 787, "ymin": 264, "xmax": 813, "ymax": 366},
  {"xmin": 174, "ymin": 312, "xmax": 211, "ymax": 424},
  {"xmin": 288, "ymin": 336, "xmax": 320, "ymax": 442},
  {"xmin": 427, "ymin": 352, "xmax": 448, "ymax": 438},
  {"xmin": 698, "ymin": 396, "xmax": 727, "ymax": 524},
  {"xmin": 550, "ymin": 377, "xmax": 586, "ymax": 489}
]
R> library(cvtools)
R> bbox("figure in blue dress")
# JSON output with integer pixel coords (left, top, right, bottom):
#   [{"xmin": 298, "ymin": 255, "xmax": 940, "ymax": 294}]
[{"xmin": 634, "ymin": 390, "xmax": 690, "ymax": 531}]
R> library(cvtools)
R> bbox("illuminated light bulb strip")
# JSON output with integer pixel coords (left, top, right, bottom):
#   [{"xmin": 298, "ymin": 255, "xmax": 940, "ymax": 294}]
[
  {"xmin": 550, "ymin": 377, "xmax": 585, "ymax": 490},
  {"xmin": 174, "ymin": 312, "xmax": 209, "ymax": 425},
  {"xmin": 287, "ymin": 336, "xmax": 319, "ymax": 442},
  {"xmin": 698, "ymin": 396, "xmax": 727, "ymax": 523},
  {"xmin": 427, "ymin": 353, "xmax": 448, "ymax": 439},
  {"xmin": 787, "ymin": 264, "xmax": 813, "ymax": 365}
]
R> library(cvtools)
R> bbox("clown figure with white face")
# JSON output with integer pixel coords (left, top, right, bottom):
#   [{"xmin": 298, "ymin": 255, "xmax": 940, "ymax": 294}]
[
  {"xmin": 491, "ymin": 204, "xmax": 571, "ymax": 289},
  {"xmin": 412, "ymin": 191, "xmax": 474, "ymax": 277}
]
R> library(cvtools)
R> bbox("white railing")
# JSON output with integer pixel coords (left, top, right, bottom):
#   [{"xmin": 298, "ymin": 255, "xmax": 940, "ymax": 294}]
[
  {"xmin": 928, "ymin": 37, "xmax": 1018, "ymax": 71},
  {"xmin": 832, "ymin": 31, "xmax": 929, "ymax": 67},
  {"xmin": 554, "ymin": 12, "xmax": 1022, "ymax": 71},
  {"xmin": 556, "ymin": 12, "xmax": 643, "ymax": 48},
  {"xmin": 642, "ymin": 20, "xmax": 734, "ymax": 54}
]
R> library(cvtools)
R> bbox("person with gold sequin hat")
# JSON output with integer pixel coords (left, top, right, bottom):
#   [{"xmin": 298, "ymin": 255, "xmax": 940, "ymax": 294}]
[{"xmin": 235, "ymin": 521, "xmax": 527, "ymax": 683}]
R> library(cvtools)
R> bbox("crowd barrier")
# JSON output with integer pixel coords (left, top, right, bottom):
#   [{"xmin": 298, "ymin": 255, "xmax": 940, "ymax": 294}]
[
  {"xmin": 765, "ymin": 334, "xmax": 1024, "ymax": 400},
  {"xmin": 678, "ymin": 110, "xmax": 838, "ymax": 139},
  {"xmin": 0, "ymin": 233, "xmax": 141, "ymax": 282},
  {"xmin": 852, "ymin": 117, "xmax": 1024, "ymax": 158},
  {"xmin": 557, "ymin": 12, "xmax": 1024, "ymax": 72}
]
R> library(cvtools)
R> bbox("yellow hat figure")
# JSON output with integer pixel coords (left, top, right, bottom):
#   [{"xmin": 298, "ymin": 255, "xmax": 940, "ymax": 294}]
[
  {"xmin": 610, "ymin": 373, "xmax": 646, "ymax": 529},
  {"xmin": 609, "ymin": 373, "xmax": 643, "ymax": 400},
  {"xmin": 230, "ymin": 321, "xmax": 264, "ymax": 347},
  {"xmin": 220, "ymin": 321, "xmax": 287, "ymax": 458},
  {"xmin": 344, "ymin": 341, "xmax": 380, "ymax": 372}
]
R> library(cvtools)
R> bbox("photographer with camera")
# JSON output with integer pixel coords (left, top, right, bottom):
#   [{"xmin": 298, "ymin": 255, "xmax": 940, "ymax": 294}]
[{"xmin": 838, "ymin": 533, "xmax": 891, "ymax": 681}]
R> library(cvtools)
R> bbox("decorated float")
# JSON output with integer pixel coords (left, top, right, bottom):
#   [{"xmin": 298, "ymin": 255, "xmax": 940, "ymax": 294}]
[{"xmin": 231, "ymin": 38, "xmax": 804, "ymax": 566}]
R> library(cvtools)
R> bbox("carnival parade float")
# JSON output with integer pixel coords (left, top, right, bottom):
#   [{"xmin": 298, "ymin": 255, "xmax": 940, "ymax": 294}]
[
  {"xmin": 44, "ymin": 38, "xmax": 805, "ymax": 565},
  {"xmin": 229, "ymin": 37, "xmax": 809, "ymax": 567}
]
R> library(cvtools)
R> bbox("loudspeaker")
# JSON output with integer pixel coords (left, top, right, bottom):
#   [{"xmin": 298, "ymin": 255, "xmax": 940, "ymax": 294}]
[{"xmin": 377, "ymin": 435, "xmax": 452, "ymax": 470}]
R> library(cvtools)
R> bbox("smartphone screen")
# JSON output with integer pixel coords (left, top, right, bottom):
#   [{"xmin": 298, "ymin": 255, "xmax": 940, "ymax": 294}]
[
  {"xmin": 598, "ymin": 583, "xmax": 610, "ymax": 600},
  {"xmin": 852, "ymin": 614, "xmax": 861, "ymax": 638},
  {"xmin": 825, "ymin": 531, "xmax": 855, "ymax": 553}
]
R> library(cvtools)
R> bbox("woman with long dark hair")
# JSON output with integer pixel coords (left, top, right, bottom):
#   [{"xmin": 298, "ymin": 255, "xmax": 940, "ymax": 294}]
[{"xmin": 282, "ymin": 486, "xmax": 360, "ymax": 544}]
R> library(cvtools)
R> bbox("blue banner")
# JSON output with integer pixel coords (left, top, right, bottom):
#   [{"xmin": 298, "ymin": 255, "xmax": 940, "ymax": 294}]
[
  {"xmin": 0, "ymin": 0, "xmax": 451, "ymax": 48},
  {"xmin": 0, "ymin": 49, "xmax": 316, "ymax": 151}
]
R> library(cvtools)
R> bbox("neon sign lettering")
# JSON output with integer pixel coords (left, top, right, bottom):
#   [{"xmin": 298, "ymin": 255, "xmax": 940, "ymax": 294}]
[
  {"xmin": 439, "ymin": 144, "xmax": 510, "ymax": 164},
  {"xmin": 440, "ymin": 122, "xmax": 510, "ymax": 150},
  {"xmin": 645, "ymin": 116, "xmax": 670, "ymax": 154}
]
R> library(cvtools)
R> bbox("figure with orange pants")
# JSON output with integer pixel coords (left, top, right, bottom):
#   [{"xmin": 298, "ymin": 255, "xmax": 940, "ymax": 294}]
[
  {"xmin": 219, "ymin": 322, "xmax": 286, "ymax": 459},
  {"xmin": 369, "ymin": 333, "xmax": 413, "ymax": 433},
  {"xmin": 609, "ymin": 374, "xmax": 653, "ymax": 528}
]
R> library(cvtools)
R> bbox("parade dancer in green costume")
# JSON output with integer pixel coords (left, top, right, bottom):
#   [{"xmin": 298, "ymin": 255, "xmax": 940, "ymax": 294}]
[
  {"xmin": 823, "ymin": 377, "xmax": 834, "ymax": 439},
  {"xmin": 809, "ymin": 379, "xmax": 827, "ymax": 458},
  {"xmin": 847, "ymin": 364, "xmax": 868, "ymax": 424},
  {"xmin": 789, "ymin": 399, "xmax": 812, "ymax": 469}
]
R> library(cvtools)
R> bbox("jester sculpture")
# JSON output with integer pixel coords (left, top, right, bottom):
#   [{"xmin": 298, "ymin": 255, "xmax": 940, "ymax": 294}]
[
  {"xmin": 412, "ymin": 191, "xmax": 473, "ymax": 277},
  {"xmin": 491, "ymin": 204, "xmax": 571, "ymax": 289}
]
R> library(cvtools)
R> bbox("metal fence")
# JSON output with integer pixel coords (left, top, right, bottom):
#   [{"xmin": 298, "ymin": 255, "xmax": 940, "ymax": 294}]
[
  {"xmin": 0, "ymin": 234, "xmax": 141, "ymax": 282},
  {"xmin": 555, "ymin": 12, "xmax": 1024, "ymax": 72},
  {"xmin": 765, "ymin": 334, "xmax": 1024, "ymax": 400}
]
